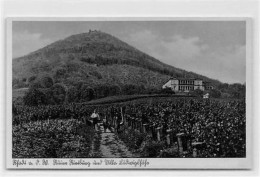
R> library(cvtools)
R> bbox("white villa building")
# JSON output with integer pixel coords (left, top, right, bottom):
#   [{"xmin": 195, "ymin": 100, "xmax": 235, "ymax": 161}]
[{"xmin": 162, "ymin": 78, "xmax": 213, "ymax": 92}]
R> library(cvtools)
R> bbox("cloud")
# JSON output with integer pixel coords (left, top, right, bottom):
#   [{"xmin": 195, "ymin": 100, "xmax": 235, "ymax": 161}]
[
  {"xmin": 123, "ymin": 30, "xmax": 208, "ymax": 66},
  {"xmin": 12, "ymin": 30, "xmax": 53, "ymax": 58},
  {"xmin": 122, "ymin": 30, "xmax": 245, "ymax": 83},
  {"xmin": 204, "ymin": 45, "xmax": 246, "ymax": 83}
]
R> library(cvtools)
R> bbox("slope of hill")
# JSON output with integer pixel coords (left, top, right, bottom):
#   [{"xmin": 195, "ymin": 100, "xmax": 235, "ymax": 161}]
[{"xmin": 13, "ymin": 30, "xmax": 220, "ymax": 90}]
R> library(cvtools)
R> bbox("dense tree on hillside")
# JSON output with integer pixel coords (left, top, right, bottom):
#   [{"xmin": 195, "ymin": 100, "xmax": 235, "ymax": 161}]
[
  {"xmin": 190, "ymin": 89, "xmax": 204, "ymax": 97},
  {"xmin": 94, "ymin": 85, "xmax": 111, "ymax": 98},
  {"xmin": 23, "ymin": 88, "xmax": 47, "ymax": 106},
  {"xmin": 66, "ymin": 61, "xmax": 81, "ymax": 73},
  {"xmin": 75, "ymin": 81, "xmax": 86, "ymax": 90},
  {"xmin": 108, "ymin": 85, "xmax": 121, "ymax": 95},
  {"xmin": 67, "ymin": 86, "xmax": 79, "ymax": 103},
  {"xmin": 161, "ymin": 87, "xmax": 175, "ymax": 94},
  {"xmin": 217, "ymin": 83, "xmax": 245, "ymax": 99},
  {"xmin": 29, "ymin": 81, "xmax": 42, "ymax": 89},
  {"xmin": 217, "ymin": 83, "xmax": 229, "ymax": 91},
  {"xmin": 121, "ymin": 84, "xmax": 146, "ymax": 95},
  {"xmin": 65, "ymin": 83, "xmax": 155, "ymax": 103},
  {"xmin": 80, "ymin": 84, "xmax": 95, "ymax": 102},
  {"xmin": 38, "ymin": 75, "xmax": 54, "ymax": 88},
  {"xmin": 54, "ymin": 67, "xmax": 67, "ymax": 78},
  {"xmin": 208, "ymin": 89, "xmax": 221, "ymax": 98},
  {"xmin": 51, "ymin": 83, "xmax": 67, "ymax": 104},
  {"xmin": 89, "ymin": 71, "xmax": 102, "ymax": 79}
]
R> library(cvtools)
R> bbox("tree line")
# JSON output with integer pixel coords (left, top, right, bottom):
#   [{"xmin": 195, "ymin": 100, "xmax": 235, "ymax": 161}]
[
  {"xmin": 14, "ymin": 74, "xmax": 246, "ymax": 107},
  {"xmin": 20, "ymin": 75, "xmax": 162, "ymax": 107}
]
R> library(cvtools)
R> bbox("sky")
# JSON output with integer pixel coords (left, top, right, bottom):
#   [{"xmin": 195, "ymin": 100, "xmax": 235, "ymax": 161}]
[{"xmin": 12, "ymin": 21, "xmax": 246, "ymax": 84}]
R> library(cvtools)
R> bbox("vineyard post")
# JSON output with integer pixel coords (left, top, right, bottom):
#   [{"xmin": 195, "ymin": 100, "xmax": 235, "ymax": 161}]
[
  {"xmin": 135, "ymin": 119, "xmax": 139, "ymax": 131},
  {"xmin": 156, "ymin": 127, "xmax": 161, "ymax": 141},
  {"xmin": 150, "ymin": 124, "xmax": 154, "ymax": 137},
  {"xmin": 136, "ymin": 118, "xmax": 139, "ymax": 130},
  {"xmin": 138, "ymin": 119, "xmax": 141, "ymax": 132},
  {"xmin": 187, "ymin": 135, "xmax": 192, "ymax": 151},
  {"xmin": 143, "ymin": 124, "xmax": 147, "ymax": 133},
  {"xmin": 131, "ymin": 117, "xmax": 134, "ymax": 129},
  {"xmin": 166, "ymin": 129, "xmax": 173, "ymax": 146},
  {"xmin": 128, "ymin": 117, "xmax": 131, "ymax": 127},
  {"xmin": 136, "ymin": 119, "xmax": 139, "ymax": 131},
  {"xmin": 128, "ymin": 117, "xmax": 130, "ymax": 127},
  {"xmin": 128, "ymin": 117, "xmax": 131, "ymax": 128},
  {"xmin": 160, "ymin": 126, "xmax": 163, "ymax": 139},
  {"xmin": 138, "ymin": 119, "xmax": 142, "ymax": 132},
  {"xmin": 149, "ymin": 124, "xmax": 153, "ymax": 139},
  {"xmin": 111, "ymin": 115, "xmax": 114, "ymax": 127},
  {"xmin": 152, "ymin": 124, "xmax": 156, "ymax": 140},
  {"xmin": 115, "ymin": 117, "xmax": 118, "ymax": 132},
  {"xmin": 148, "ymin": 124, "xmax": 152, "ymax": 137},
  {"xmin": 176, "ymin": 133, "xmax": 185, "ymax": 154},
  {"xmin": 193, "ymin": 148, "xmax": 198, "ymax": 157},
  {"xmin": 120, "ymin": 107, "xmax": 124, "ymax": 126},
  {"xmin": 124, "ymin": 115, "xmax": 127, "ymax": 126},
  {"xmin": 191, "ymin": 142, "xmax": 205, "ymax": 158},
  {"xmin": 125, "ymin": 116, "xmax": 129, "ymax": 127},
  {"xmin": 111, "ymin": 116, "xmax": 114, "ymax": 131},
  {"xmin": 113, "ymin": 116, "xmax": 116, "ymax": 128},
  {"xmin": 114, "ymin": 116, "xmax": 117, "ymax": 128}
]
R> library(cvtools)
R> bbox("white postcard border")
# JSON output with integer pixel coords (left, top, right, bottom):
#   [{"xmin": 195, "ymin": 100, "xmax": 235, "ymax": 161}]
[{"xmin": 6, "ymin": 17, "xmax": 253, "ymax": 169}]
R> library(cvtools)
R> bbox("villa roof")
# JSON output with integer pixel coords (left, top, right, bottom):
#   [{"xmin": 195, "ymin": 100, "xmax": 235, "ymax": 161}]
[{"xmin": 169, "ymin": 77, "xmax": 202, "ymax": 80}]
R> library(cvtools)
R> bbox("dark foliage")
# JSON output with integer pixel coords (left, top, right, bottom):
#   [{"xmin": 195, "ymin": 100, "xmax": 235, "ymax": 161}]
[
  {"xmin": 38, "ymin": 75, "xmax": 54, "ymax": 88},
  {"xmin": 51, "ymin": 83, "xmax": 67, "ymax": 104},
  {"xmin": 190, "ymin": 89, "xmax": 204, "ymax": 97},
  {"xmin": 208, "ymin": 89, "xmax": 222, "ymax": 98},
  {"xmin": 217, "ymin": 83, "xmax": 245, "ymax": 99},
  {"xmin": 23, "ymin": 88, "xmax": 48, "ymax": 106},
  {"xmin": 161, "ymin": 87, "xmax": 175, "ymax": 94}
]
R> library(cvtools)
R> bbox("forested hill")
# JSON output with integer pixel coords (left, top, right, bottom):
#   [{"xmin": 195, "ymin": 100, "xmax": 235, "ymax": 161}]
[{"xmin": 13, "ymin": 30, "xmax": 221, "ymax": 90}]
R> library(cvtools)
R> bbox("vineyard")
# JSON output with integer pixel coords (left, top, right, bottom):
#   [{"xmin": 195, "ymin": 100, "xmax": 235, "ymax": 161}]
[
  {"xmin": 13, "ymin": 119, "xmax": 97, "ymax": 158},
  {"xmin": 12, "ymin": 97, "xmax": 246, "ymax": 158}
]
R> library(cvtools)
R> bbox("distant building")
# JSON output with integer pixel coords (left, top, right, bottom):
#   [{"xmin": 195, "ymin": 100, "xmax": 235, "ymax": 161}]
[
  {"xmin": 162, "ymin": 78, "xmax": 213, "ymax": 92},
  {"xmin": 203, "ymin": 93, "xmax": 209, "ymax": 99}
]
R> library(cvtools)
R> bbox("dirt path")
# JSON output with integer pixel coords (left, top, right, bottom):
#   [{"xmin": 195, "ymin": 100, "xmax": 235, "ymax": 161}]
[{"xmin": 99, "ymin": 125, "xmax": 139, "ymax": 158}]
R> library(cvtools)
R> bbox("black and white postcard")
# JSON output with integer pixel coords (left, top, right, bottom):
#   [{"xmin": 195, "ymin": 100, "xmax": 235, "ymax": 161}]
[{"xmin": 6, "ymin": 18, "xmax": 252, "ymax": 169}]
